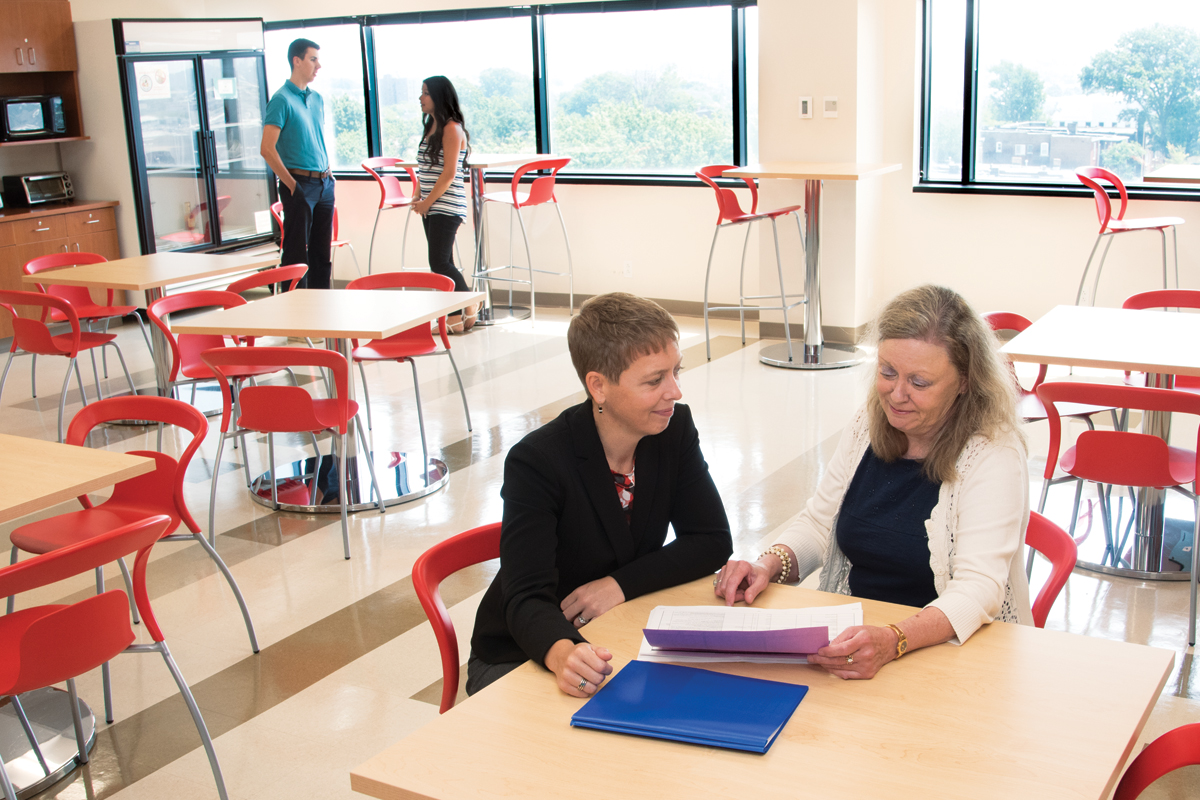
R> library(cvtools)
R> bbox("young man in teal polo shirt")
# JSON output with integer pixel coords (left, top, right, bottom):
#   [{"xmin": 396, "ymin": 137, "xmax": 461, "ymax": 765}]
[{"xmin": 261, "ymin": 38, "xmax": 334, "ymax": 289}]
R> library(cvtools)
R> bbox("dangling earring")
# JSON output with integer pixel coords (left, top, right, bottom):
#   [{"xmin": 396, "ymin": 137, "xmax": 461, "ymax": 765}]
[{"xmin": 597, "ymin": 405, "xmax": 604, "ymax": 414}]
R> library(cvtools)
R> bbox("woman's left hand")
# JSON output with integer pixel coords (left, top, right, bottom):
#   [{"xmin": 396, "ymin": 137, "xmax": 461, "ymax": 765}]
[
  {"xmin": 807, "ymin": 624, "xmax": 898, "ymax": 680},
  {"xmin": 561, "ymin": 577, "xmax": 625, "ymax": 628},
  {"xmin": 411, "ymin": 197, "xmax": 430, "ymax": 216}
]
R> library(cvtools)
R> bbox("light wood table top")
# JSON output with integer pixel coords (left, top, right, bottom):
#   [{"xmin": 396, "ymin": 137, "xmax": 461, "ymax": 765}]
[
  {"xmin": 0, "ymin": 434, "xmax": 154, "ymax": 524},
  {"xmin": 1001, "ymin": 304, "xmax": 1200, "ymax": 376},
  {"xmin": 170, "ymin": 289, "xmax": 485, "ymax": 340},
  {"xmin": 351, "ymin": 578, "xmax": 1173, "ymax": 800},
  {"xmin": 20, "ymin": 252, "xmax": 278, "ymax": 293},
  {"xmin": 466, "ymin": 153, "xmax": 558, "ymax": 169},
  {"xmin": 1143, "ymin": 164, "xmax": 1200, "ymax": 184},
  {"xmin": 726, "ymin": 162, "xmax": 902, "ymax": 181}
]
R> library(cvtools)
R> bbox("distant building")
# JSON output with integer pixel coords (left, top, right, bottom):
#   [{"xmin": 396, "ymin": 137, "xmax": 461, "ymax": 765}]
[{"xmin": 977, "ymin": 121, "xmax": 1132, "ymax": 178}]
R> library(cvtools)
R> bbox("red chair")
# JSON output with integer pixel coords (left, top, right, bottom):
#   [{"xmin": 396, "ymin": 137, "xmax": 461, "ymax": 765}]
[
  {"xmin": 412, "ymin": 522, "xmax": 501, "ymax": 713},
  {"xmin": 1122, "ymin": 290, "xmax": 1200, "ymax": 394},
  {"xmin": 0, "ymin": 515, "xmax": 230, "ymax": 800},
  {"xmin": 24, "ymin": 252, "xmax": 153, "ymax": 383},
  {"xmin": 269, "ymin": 202, "xmax": 360, "ymax": 280},
  {"xmin": 158, "ymin": 194, "xmax": 232, "ymax": 245},
  {"xmin": 361, "ymin": 157, "xmax": 419, "ymax": 275},
  {"xmin": 7, "ymin": 396, "xmax": 259, "ymax": 720},
  {"xmin": 1074, "ymin": 167, "xmax": 1183, "ymax": 306},
  {"xmin": 479, "ymin": 158, "xmax": 574, "ymax": 321},
  {"xmin": 1113, "ymin": 723, "xmax": 1200, "ymax": 799},
  {"xmin": 347, "ymin": 272, "xmax": 472, "ymax": 446},
  {"xmin": 1037, "ymin": 382, "xmax": 1200, "ymax": 645},
  {"xmin": 0, "ymin": 290, "xmax": 136, "ymax": 442},
  {"xmin": 225, "ymin": 263, "xmax": 308, "ymax": 297},
  {"xmin": 696, "ymin": 165, "xmax": 805, "ymax": 362},
  {"xmin": 147, "ymin": 290, "xmax": 293, "ymax": 407},
  {"xmin": 1024, "ymin": 512, "xmax": 1077, "ymax": 629},
  {"xmin": 202, "ymin": 346, "xmax": 385, "ymax": 560}
]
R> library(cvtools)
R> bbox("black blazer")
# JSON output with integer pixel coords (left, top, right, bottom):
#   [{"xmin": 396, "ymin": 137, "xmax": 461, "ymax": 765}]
[{"xmin": 470, "ymin": 400, "xmax": 732, "ymax": 666}]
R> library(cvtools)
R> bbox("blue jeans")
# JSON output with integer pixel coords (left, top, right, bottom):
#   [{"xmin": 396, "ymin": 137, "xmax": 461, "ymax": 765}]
[{"xmin": 278, "ymin": 175, "xmax": 334, "ymax": 289}]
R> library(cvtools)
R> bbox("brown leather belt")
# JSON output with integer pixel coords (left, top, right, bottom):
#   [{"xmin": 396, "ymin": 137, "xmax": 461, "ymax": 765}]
[{"xmin": 289, "ymin": 168, "xmax": 331, "ymax": 179}]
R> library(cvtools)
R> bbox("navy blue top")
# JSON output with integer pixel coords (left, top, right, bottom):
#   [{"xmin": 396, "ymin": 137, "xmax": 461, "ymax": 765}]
[{"xmin": 835, "ymin": 448, "xmax": 940, "ymax": 608}]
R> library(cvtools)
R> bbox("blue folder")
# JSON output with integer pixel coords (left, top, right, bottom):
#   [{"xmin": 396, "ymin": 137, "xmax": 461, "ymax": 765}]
[{"xmin": 570, "ymin": 660, "xmax": 808, "ymax": 754}]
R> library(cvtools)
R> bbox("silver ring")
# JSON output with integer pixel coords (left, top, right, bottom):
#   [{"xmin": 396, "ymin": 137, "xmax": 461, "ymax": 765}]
[
  {"xmin": 578, "ymin": 678, "xmax": 588, "ymax": 691},
  {"xmin": 577, "ymin": 615, "xmax": 590, "ymax": 626},
  {"xmin": 713, "ymin": 577, "xmax": 719, "ymax": 586},
  {"xmin": 845, "ymin": 654, "xmax": 854, "ymax": 665}
]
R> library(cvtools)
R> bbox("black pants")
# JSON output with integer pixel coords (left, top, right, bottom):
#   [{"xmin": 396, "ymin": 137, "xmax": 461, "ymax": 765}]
[
  {"xmin": 422, "ymin": 213, "xmax": 471, "ymax": 293},
  {"xmin": 278, "ymin": 175, "xmax": 335, "ymax": 289}
]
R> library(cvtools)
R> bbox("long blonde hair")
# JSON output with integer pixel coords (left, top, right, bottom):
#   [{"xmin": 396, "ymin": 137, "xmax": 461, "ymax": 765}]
[{"xmin": 866, "ymin": 285, "xmax": 1022, "ymax": 483}]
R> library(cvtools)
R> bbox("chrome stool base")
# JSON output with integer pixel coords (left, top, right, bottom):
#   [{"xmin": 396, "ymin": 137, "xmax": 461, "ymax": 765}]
[
  {"xmin": 759, "ymin": 342, "xmax": 866, "ymax": 370},
  {"xmin": 0, "ymin": 688, "xmax": 95, "ymax": 799},
  {"xmin": 250, "ymin": 452, "xmax": 449, "ymax": 513}
]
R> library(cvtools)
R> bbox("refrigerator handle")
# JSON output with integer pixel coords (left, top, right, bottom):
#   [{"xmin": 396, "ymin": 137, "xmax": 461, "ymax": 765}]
[{"xmin": 206, "ymin": 131, "xmax": 220, "ymax": 176}]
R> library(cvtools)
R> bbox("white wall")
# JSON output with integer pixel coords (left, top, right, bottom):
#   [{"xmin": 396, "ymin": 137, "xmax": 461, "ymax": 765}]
[{"xmin": 61, "ymin": 0, "xmax": 1200, "ymax": 324}]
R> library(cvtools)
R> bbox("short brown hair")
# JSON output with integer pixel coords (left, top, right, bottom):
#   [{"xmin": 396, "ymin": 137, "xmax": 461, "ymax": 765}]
[
  {"xmin": 866, "ymin": 284, "xmax": 1022, "ymax": 483},
  {"xmin": 567, "ymin": 293, "xmax": 679, "ymax": 396}
]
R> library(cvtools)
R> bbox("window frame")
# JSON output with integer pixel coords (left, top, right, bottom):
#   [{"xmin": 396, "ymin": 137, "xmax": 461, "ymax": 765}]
[
  {"xmin": 263, "ymin": 0, "xmax": 757, "ymax": 185},
  {"xmin": 917, "ymin": 0, "xmax": 1200, "ymax": 201}
]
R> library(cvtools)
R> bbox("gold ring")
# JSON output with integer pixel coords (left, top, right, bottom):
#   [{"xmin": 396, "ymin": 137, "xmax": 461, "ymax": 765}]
[{"xmin": 846, "ymin": 655, "xmax": 854, "ymax": 665}]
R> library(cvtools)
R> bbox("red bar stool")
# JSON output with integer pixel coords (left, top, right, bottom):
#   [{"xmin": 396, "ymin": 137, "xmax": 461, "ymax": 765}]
[
  {"xmin": 1074, "ymin": 167, "xmax": 1183, "ymax": 306},
  {"xmin": 0, "ymin": 290, "xmax": 136, "ymax": 442},
  {"xmin": 478, "ymin": 158, "xmax": 574, "ymax": 322},
  {"xmin": 412, "ymin": 522, "xmax": 501, "ymax": 713},
  {"xmin": 362, "ymin": 157, "xmax": 419, "ymax": 274},
  {"xmin": 1122, "ymin": 289, "xmax": 1200, "ymax": 395},
  {"xmin": 269, "ymin": 202, "xmax": 360, "ymax": 280},
  {"xmin": 696, "ymin": 165, "xmax": 805, "ymax": 361}
]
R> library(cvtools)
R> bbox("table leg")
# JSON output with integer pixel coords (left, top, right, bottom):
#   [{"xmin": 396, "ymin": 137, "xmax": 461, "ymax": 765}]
[
  {"xmin": 0, "ymin": 688, "xmax": 96, "ymax": 797},
  {"xmin": 759, "ymin": 178, "xmax": 866, "ymax": 370},
  {"xmin": 145, "ymin": 287, "xmax": 172, "ymax": 396}
]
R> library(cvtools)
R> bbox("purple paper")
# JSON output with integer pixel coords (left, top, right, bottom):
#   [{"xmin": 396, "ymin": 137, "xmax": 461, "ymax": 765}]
[{"xmin": 642, "ymin": 626, "xmax": 830, "ymax": 655}]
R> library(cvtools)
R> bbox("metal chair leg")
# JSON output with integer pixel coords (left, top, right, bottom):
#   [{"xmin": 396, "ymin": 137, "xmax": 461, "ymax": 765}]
[
  {"xmin": 208, "ymin": 432, "xmax": 227, "ymax": 546},
  {"xmin": 1076, "ymin": 233, "xmax": 1104, "ymax": 305},
  {"xmin": 738, "ymin": 223, "xmax": 753, "ymax": 346},
  {"xmin": 770, "ymin": 217, "xmax": 794, "ymax": 363},
  {"xmin": 10, "ymin": 694, "xmax": 50, "ymax": 775},
  {"xmin": 1189, "ymin": 496, "xmax": 1198, "ymax": 646},
  {"xmin": 151, "ymin": 641, "xmax": 230, "ymax": 800},
  {"xmin": 0, "ymin": 350, "xmax": 15, "ymax": 409},
  {"xmin": 30, "ymin": 353, "xmax": 36, "ymax": 397},
  {"xmin": 115, "ymin": 556, "xmax": 141, "ymax": 624},
  {"xmin": 95, "ymin": 566, "xmax": 113, "ymax": 723},
  {"xmin": 409, "ymin": 360, "xmax": 429, "ymax": 481},
  {"xmin": 267, "ymin": 432, "xmax": 279, "ymax": 510},
  {"xmin": 703, "ymin": 226, "xmax": 721, "ymax": 361},
  {"xmin": 0, "ymin": 753, "xmax": 18, "ymax": 800},
  {"xmin": 357, "ymin": 361, "xmax": 374, "ymax": 431},
  {"xmin": 6, "ymin": 546, "xmax": 15, "ymax": 615},
  {"xmin": 354, "ymin": 416, "xmax": 386, "ymax": 513},
  {"xmin": 446, "ymin": 350, "xmax": 472, "ymax": 431},
  {"xmin": 1088, "ymin": 236, "xmax": 1116, "ymax": 307},
  {"xmin": 89, "ymin": 348, "xmax": 103, "ymax": 401},
  {"xmin": 338, "ymin": 430, "xmax": 350, "ymax": 559},
  {"xmin": 400, "ymin": 209, "xmax": 412, "ymax": 271},
  {"xmin": 192, "ymin": 532, "xmax": 259, "ymax": 653},
  {"xmin": 553, "ymin": 201, "xmax": 574, "ymax": 315},
  {"xmin": 368, "ymin": 208, "xmax": 383, "ymax": 276},
  {"xmin": 65, "ymin": 678, "xmax": 89, "ymax": 765},
  {"xmin": 58, "ymin": 358, "xmax": 79, "ymax": 442},
  {"xmin": 515, "ymin": 208, "xmax": 536, "ymax": 323}
]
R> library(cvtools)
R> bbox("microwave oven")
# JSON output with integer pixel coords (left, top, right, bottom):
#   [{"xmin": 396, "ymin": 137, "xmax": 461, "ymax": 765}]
[
  {"xmin": 0, "ymin": 95, "xmax": 66, "ymax": 142},
  {"xmin": 2, "ymin": 173, "xmax": 75, "ymax": 206}
]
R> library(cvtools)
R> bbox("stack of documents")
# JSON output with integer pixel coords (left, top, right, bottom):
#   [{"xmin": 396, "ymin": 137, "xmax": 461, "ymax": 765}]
[
  {"xmin": 638, "ymin": 603, "xmax": 863, "ymax": 664},
  {"xmin": 570, "ymin": 660, "xmax": 807, "ymax": 753}
]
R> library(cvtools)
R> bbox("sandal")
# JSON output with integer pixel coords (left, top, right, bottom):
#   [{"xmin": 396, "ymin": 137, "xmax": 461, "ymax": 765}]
[{"xmin": 446, "ymin": 314, "xmax": 465, "ymax": 335}]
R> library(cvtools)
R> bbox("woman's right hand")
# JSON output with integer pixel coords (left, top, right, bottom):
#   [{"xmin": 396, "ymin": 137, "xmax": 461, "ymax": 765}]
[
  {"xmin": 544, "ymin": 640, "xmax": 613, "ymax": 697},
  {"xmin": 713, "ymin": 558, "xmax": 773, "ymax": 606}
]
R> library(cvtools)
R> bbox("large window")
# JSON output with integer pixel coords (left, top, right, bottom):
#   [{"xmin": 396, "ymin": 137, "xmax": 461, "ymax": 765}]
[
  {"xmin": 264, "ymin": 24, "xmax": 368, "ymax": 171},
  {"xmin": 266, "ymin": 1, "xmax": 756, "ymax": 180},
  {"xmin": 922, "ymin": 0, "xmax": 1200, "ymax": 191},
  {"xmin": 373, "ymin": 16, "xmax": 535, "ymax": 157}
]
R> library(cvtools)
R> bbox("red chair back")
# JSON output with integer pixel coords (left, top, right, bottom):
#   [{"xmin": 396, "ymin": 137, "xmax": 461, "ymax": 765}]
[
  {"xmin": 1076, "ymin": 166, "xmax": 1129, "ymax": 233},
  {"xmin": 148, "ymin": 290, "xmax": 249, "ymax": 381},
  {"xmin": 347, "ymin": 271, "xmax": 455, "ymax": 350},
  {"xmin": 0, "ymin": 514, "xmax": 172, "ymax": 694},
  {"xmin": 510, "ymin": 158, "xmax": 570, "ymax": 207},
  {"xmin": 226, "ymin": 264, "xmax": 308, "ymax": 296},
  {"xmin": 201, "ymin": 346, "xmax": 352, "ymax": 435},
  {"xmin": 0, "ymin": 289, "xmax": 83, "ymax": 356},
  {"xmin": 1123, "ymin": 289, "xmax": 1200, "ymax": 311},
  {"xmin": 984, "ymin": 310, "xmax": 1047, "ymax": 396},
  {"xmin": 66, "ymin": 396, "xmax": 210, "ymax": 535},
  {"xmin": 362, "ymin": 157, "xmax": 419, "ymax": 208},
  {"xmin": 24, "ymin": 252, "xmax": 113, "ymax": 315},
  {"xmin": 270, "ymin": 200, "xmax": 283, "ymax": 230},
  {"xmin": 1036, "ymin": 382, "xmax": 1200, "ymax": 485},
  {"xmin": 412, "ymin": 522, "xmax": 502, "ymax": 713},
  {"xmin": 1113, "ymin": 723, "xmax": 1200, "ymax": 800},
  {"xmin": 1024, "ymin": 512, "xmax": 1076, "ymax": 628},
  {"xmin": 696, "ymin": 164, "xmax": 759, "ymax": 223}
]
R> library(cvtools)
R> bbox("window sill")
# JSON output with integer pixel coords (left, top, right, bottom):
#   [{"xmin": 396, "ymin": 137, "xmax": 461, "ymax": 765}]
[
  {"xmin": 331, "ymin": 170, "xmax": 721, "ymax": 189},
  {"xmin": 914, "ymin": 181, "xmax": 1200, "ymax": 202}
]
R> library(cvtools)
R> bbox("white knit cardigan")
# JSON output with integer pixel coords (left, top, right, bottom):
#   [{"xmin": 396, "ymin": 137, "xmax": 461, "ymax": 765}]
[{"xmin": 776, "ymin": 406, "xmax": 1033, "ymax": 642}]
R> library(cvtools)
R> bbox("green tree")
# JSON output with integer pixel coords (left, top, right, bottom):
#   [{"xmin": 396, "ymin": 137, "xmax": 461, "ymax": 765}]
[
  {"xmin": 1100, "ymin": 140, "xmax": 1145, "ymax": 183},
  {"xmin": 330, "ymin": 92, "xmax": 366, "ymax": 167},
  {"xmin": 1080, "ymin": 24, "xmax": 1200, "ymax": 155},
  {"xmin": 988, "ymin": 61, "xmax": 1045, "ymax": 122}
]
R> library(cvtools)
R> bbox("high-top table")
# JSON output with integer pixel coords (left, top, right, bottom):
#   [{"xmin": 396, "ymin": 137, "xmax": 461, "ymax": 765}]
[
  {"xmin": 21, "ymin": 252, "xmax": 278, "ymax": 396},
  {"xmin": 725, "ymin": 162, "xmax": 901, "ymax": 369},
  {"xmin": 1002, "ymin": 304, "xmax": 1200, "ymax": 578},
  {"xmin": 0, "ymin": 435, "xmax": 153, "ymax": 798},
  {"xmin": 172, "ymin": 288, "xmax": 483, "ymax": 512},
  {"xmin": 351, "ymin": 577, "xmax": 1173, "ymax": 800},
  {"xmin": 1143, "ymin": 165, "xmax": 1200, "ymax": 184}
]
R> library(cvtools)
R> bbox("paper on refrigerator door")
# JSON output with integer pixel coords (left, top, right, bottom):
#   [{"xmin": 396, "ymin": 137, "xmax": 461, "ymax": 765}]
[{"xmin": 637, "ymin": 603, "xmax": 863, "ymax": 665}]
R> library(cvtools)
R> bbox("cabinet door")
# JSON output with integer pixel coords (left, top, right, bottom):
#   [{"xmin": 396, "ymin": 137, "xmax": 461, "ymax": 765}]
[
  {"xmin": 70, "ymin": 228, "xmax": 120, "ymax": 261},
  {"xmin": 0, "ymin": 2, "xmax": 28, "ymax": 72},
  {"xmin": 17, "ymin": 0, "xmax": 75, "ymax": 72}
]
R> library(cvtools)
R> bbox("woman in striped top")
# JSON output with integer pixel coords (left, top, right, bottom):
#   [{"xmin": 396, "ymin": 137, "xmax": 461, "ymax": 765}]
[{"xmin": 412, "ymin": 75, "xmax": 479, "ymax": 332}]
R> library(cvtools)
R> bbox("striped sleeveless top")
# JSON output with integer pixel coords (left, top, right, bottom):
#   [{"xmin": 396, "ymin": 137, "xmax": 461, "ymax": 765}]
[{"xmin": 416, "ymin": 126, "xmax": 468, "ymax": 219}]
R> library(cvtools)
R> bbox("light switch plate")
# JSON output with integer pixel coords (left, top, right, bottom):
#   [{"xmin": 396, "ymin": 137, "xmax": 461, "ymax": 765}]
[
  {"xmin": 799, "ymin": 96, "xmax": 812, "ymax": 119},
  {"xmin": 823, "ymin": 96, "xmax": 838, "ymax": 118}
]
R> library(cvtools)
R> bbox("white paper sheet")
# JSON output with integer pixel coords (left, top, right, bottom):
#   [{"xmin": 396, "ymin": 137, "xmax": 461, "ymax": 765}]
[{"xmin": 636, "ymin": 603, "xmax": 864, "ymax": 665}]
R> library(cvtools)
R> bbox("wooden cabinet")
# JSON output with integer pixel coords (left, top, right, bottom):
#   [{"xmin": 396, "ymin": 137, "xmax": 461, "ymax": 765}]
[
  {"xmin": 0, "ymin": 201, "xmax": 119, "ymax": 338},
  {"xmin": 0, "ymin": 0, "xmax": 76, "ymax": 73}
]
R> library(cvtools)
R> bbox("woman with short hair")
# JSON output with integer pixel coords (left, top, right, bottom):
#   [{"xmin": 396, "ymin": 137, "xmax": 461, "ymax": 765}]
[
  {"xmin": 716, "ymin": 284, "xmax": 1031, "ymax": 679},
  {"xmin": 468, "ymin": 292, "xmax": 733, "ymax": 696}
]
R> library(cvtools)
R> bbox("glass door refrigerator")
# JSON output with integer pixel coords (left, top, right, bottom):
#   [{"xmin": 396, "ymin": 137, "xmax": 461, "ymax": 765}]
[{"xmin": 115, "ymin": 18, "xmax": 276, "ymax": 254}]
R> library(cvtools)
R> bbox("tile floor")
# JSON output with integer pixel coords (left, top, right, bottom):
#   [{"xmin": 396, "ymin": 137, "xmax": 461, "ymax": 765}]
[{"xmin": 1, "ymin": 308, "xmax": 1197, "ymax": 799}]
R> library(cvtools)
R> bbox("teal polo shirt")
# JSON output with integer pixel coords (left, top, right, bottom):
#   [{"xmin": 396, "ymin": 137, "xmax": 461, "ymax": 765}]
[{"xmin": 264, "ymin": 79, "xmax": 329, "ymax": 172}]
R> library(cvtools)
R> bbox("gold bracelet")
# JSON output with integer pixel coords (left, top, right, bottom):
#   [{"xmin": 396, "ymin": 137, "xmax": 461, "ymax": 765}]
[{"xmin": 761, "ymin": 546, "xmax": 793, "ymax": 584}]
